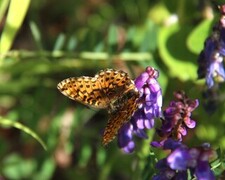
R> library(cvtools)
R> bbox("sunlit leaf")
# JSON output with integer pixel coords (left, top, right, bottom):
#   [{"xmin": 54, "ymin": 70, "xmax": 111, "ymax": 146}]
[
  {"xmin": 33, "ymin": 158, "xmax": 55, "ymax": 180},
  {"xmin": 158, "ymin": 23, "xmax": 197, "ymax": 80},
  {"xmin": 0, "ymin": 0, "xmax": 30, "ymax": 55},
  {"xmin": 187, "ymin": 19, "xmax": 213, "ymax": 54},
  {"xmin": 0, "ymin": 0, "xmax": 10, "ymax": 23},
  {"xmin": 2, "ymin": 153, "xmax": 37, "ymax": 179}
]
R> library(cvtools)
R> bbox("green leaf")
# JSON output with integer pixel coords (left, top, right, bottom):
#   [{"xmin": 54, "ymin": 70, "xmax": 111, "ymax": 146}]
[
  {"xmin": 139, "ymin": 20, "xmax": 158, "ymax": 52},
  {"xmin": 96, "ymin": 148, "xmax": 106, "ymax": 167},
  {"xmin": 29, "ymin": 21, "xmax": 43, "ymax": 50},
  {"xmin": 33, "ymin": 158, "xmax": 55, "ymax": 180},
  {"xmin": 187, "ymin": 19, "xmax": 213, "ymax": 54},
  {"xmin": 0, "ymin": 116, "xmax": 47, "ymax": 150},
  {"xmin": 0, "ymin": 0, "xmax": 10, "ymax": 23},
  {"xmin": 0, "ymin": 0, "xmax": 30, "ymax": 55},
  {"xmin": 108, "ymin": 24, "xmax": 118, "ymax": 46},
  {"xmin": 158, "ymin": 23, "xmax": 197, "ymax": 80},
  {"xmin": 53, "ymin": 33, "xmax": 66, "ymax": 52},
  {"xmin": 2, "ymin": 153, "xmax": 37, "ymax": 179},
  {"xmin": 79, "ymin": 143, "xmax": 92, "ymax": 167}
]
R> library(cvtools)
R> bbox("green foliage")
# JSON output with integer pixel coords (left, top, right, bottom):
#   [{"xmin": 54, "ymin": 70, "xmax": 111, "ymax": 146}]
[
  {"xmin": 0, "ymin": 116, "xmax": 46, "ymax": 150},
  {"xmin": 187, "ymin": 19, "xmax": 214, "ymax": 54},
  {"xmin": 0, "ymin": 0, "xmax": 31, "ymax": 54},
  {"xmin": 1, "ymin": 153, "xmax": 37, "ymax": 179},
  {"xmin": 0, "ymin": 0, "xmax": 225, "ymax": 179},
  {"xmin": 158, "ymin": 24, "xmax": 198, "ymax": 80}
]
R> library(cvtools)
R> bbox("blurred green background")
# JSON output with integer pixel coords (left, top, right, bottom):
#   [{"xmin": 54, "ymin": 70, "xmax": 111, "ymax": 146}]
[{"xmin": 0, "ymin": 0, "xmax": 224, "ymax": 179}]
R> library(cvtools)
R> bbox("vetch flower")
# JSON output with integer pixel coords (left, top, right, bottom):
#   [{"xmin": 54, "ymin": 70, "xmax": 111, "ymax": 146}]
[
  {"xmin": 118, "ymin": 66, "xmax": 162, "ymax": 153},
  {"xmin": 151, "ymin": 91, "xmax": 199, "ymax": 148},
  {"xmin": 197, "ymin": 5, "xmax": 225, "ymax": 88},
  {"xmin": 153, "ymin": 139, "xmax": 217, "ymax": 180},
  {"xmin": 153, "ymin": 156, "xmax": 188, "ymax": 180},
  {"xmin": 152, "ymin": 158, "xmax": 186, "ymax": 180}
]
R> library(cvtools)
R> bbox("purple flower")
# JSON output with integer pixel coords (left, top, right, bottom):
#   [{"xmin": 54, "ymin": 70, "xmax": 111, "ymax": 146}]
[
  {"xmin": 197, "ymin": 5, "xmax": 225, "ymax": 88},
  {"xmin": 117, "ymin": 123, "xmax": 135, "ymax": 153},
  {"xmin": 118, "ymin": 67, "xmax": 162, "ymax": 153},
  {"xmin": 151, "ymin": 91, "xmax": 199, "ymax": 148},
  {"xmin": 153, "ymin": 139, "xmax": 217, "ymax": 180},
  {"xmin": 153, "ymin": 157, "xmax": 188, "ymax": 180}
]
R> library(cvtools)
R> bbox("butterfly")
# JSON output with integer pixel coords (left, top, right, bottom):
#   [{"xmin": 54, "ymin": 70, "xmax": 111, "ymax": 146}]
[{"xmin": 57, "ymin": 69, "xmax": 139, "ymax": 145}]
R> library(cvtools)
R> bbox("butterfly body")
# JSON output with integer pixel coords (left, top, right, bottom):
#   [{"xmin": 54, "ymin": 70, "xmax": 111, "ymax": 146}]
[{"xmin": 57, "ymin": 69, "xmax": 139, "ymax": 145}]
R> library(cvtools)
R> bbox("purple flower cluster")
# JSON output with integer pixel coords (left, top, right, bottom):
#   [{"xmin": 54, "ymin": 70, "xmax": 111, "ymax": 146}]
[
  {"xmin": 150, "ymin": 91, "xmax": 217, "ymax": 179},
  {"xmin": 151, "ymin": 91, "xmax": 199, "ymax": 148},
  {"xmin": 114, "ymin": 65, "xmax": 218, "ymax": 178},
  {"xmin": 117, "ymin": 66, "xmax": 162, "ymax": 153},
  {"xmin": 153, "ymin": 139, "xmax": 217, "ymax": 180},
  {"xmin": 197, "ymin": 5, "xmax": 225, "ymax": 88}
]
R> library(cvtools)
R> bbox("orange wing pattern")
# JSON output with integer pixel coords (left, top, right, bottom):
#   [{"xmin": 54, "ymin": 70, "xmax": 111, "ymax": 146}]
[
  {"xmin": 57, "ymin": 69, "xmax": 139, "ymax": 145},
  {"xmin": 57, "ymin": 76, "xmax": 107, "ymax": 108},
  {"xmin": 102, "ymin": 89, "xmax": 139, "ymax": 146}
]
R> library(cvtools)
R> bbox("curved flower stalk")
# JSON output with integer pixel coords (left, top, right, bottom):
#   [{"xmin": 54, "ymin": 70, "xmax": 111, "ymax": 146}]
[{"xmin": 118, "ymin": 67, "xmax": 162, "ymax": 153}]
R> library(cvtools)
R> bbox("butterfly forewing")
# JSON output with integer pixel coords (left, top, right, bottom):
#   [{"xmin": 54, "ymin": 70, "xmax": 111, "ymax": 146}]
[
  {"xmin": 97, "ymin": 69, "xmax": 134, "ymax": 100},
  {"xmin": 57, "ymin": 76, "xmax": 109, "ymax": 108}
]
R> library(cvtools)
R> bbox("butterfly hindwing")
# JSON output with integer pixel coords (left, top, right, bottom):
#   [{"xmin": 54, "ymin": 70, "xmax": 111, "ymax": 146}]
[{"xmin": 102, "ymin": 89, "xmax": 139, "ymax": 146}]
